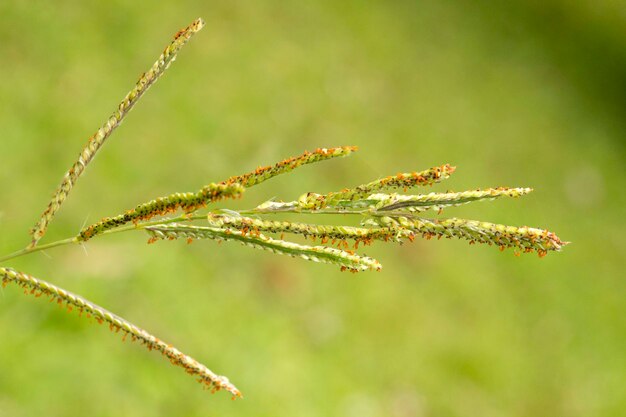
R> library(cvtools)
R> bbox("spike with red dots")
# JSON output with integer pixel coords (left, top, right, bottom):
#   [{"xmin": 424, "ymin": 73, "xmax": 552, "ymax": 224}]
[
  {"xmin": 0, "ymin": 266, "xmax": 242, "ymax": 398},
  {"xmin": 145, "ymin": 223, "xmax": 382, "ymax": 272},
  {"xmin": 368, "ymin": 216, "xmax": 567, "ymax": 256},
  {"xmin": 30, "ymin": 18, "xmax": 205, "ymax": 248}
]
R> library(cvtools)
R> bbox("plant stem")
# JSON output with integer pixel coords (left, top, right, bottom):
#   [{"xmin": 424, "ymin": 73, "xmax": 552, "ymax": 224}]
[
  {"xmin": 0, "ymin": 237, "xmax": 78, "ymax": 263},
  {"xmin": 0, "ymin": 214, "xmax": 203, "ymax": 263},
  {"xmin": 0, "ymin": 206, "xmax": 383, "ymax": 264}
]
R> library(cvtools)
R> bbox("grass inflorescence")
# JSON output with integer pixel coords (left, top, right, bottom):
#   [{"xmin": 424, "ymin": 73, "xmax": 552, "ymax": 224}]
[
  {"xmin": 29, "ymin": 18, "xmax": 205, "ymax": 248},
  {"xmin": 295, "ymin": 164, "xmax": 456, "ymax": 210},
  {"xmin": 1, "ymin": 16, "xmax": 568, "ymax": 401},
  {"xmin": 205, "ymin": 214, "xmax": 404, "ymax": 247},
  {"xmin": 221, "ymin": 146, "xmax": 358, "ymax": 188},
  {"xmin": 79, "ymin": 182, "xmax": 245, "ymax": 241},
  {"xmin": 0, "ymin": 266, "xmax": 241, "ymax": 398},
  {"xmin": 145, "ymin": 223, "xmax": 382, "ymax": 272}
]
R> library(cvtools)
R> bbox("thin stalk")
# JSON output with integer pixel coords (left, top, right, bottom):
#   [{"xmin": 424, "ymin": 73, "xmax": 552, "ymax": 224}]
[
  {"xmin": 0, "ymin": 237, "xmax": 78, "ymax": 263},
  {"xmin": 0, "ymin": 214, "xmax": 204, "ymax": 263}
]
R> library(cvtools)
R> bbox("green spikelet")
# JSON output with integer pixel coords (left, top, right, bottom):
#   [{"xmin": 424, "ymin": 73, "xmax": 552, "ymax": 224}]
[
  {"xmin": 297, "ymin": 164, "xmax": 456, "ymax": 209},
  {"xmin": 0, "ymin": 266, "xmax": 241, "ymax": 398},
  {"xmin": 222, "ymin": 146, "xmax": 358, "ymax": 188},
  {"xmin": 79, "ymin": 183, "xmax": 244, "ymax": 241},
  {"xmin": 370, "ymin": 216, "xmax": 567, "ymax": 256},
  {"xmin": 30, "ymin": 18, "xmax": 205, "ymax": 248},
  {"xmin": 207, "ymin": 213, "xmax": 405, "ymax": 247},
  {"xmin": 373, "ymin": 187, "xmax": 533, "ymax": 212},
  {"xmin": 145, "ymin": 224, "xmax": 382, "ymax": 272}
]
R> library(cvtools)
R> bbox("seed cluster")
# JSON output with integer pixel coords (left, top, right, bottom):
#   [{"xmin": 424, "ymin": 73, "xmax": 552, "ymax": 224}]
[
  {"xmin": 30, "ymin": 19, "xmax": 205, "ymax": 248},
  {"xmin": 0, "ymin": 266, "xmax": 241, "ymax": 398},
  {"xmin": 79, "ymin": 183, "xmax": 244, "ymax": 241},
  {"xmin": 146, "ymin": 224, "xmax": 382, "ymax": 272}
]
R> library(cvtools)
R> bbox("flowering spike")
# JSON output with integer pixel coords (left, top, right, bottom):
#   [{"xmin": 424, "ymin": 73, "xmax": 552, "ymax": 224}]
[
  {"xmin": 30, "ymin": 18, "xmax": 205, "ymax": 248},
  {"xmin": 374, "ymin": 187, "xmax": 533, "ymax": 212},
  {"xmin": 220, "ymin": 146, "xmax": 357, "ymax": 188},
  {"xmin": 78, "ymin": 183, "xmax": 244, "ymax": 241},
  {"xmin": 0, "ymin": 266, "xmax": 241, "ymax": 398},
  {"xmin": 145, "ymin": 224, "xmax": 382, "ymax": 272},
  {"xmin": 256, "ymin": 185, "xmax": 532, "ymax": 217},
  {"xmin": 207, "ymin": 213, "xmax": 404, "ymax": 244},
  {"xmin": 371, "ymin": 216, "xmax": 567, "ymax": 255},
  {"xmin": 297, "ymin": 164, "xmax": 455, "ymax": 209}
]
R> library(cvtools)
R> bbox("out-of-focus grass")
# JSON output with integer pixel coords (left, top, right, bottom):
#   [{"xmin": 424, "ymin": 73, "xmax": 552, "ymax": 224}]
[{"xmin": 0, "ymin": 1, "xmax": 624, "ymax": 416}]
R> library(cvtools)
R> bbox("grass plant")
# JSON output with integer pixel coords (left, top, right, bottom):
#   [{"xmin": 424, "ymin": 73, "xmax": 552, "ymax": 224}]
[{"xmin": 0, "ymin": 17, "xmax": 568, "ymax": 400}]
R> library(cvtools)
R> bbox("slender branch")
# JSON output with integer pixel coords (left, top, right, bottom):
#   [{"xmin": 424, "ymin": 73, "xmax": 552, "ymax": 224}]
[
  {"xmin": 295, "ymin": 164, "xmax": 456, "ymax": 209},
  {"xmin": 0, "ymin": 267, "xmax": 241, "ymax": 398},
  {"xmin": 0, "ymin": 236, "xmax": 78, "ymax": 263},
  {"xmin": 29, "ymin": 18, "xmax": 205, "ymax": 248},
  {"xmin": 221, "ymin": 146, "xmax": 357, "ymax": 188},
  {"xmin": 206, "ymin": 213, "xmax": 405, "ymax": 246},
  {"xmin": 375, "ymin": 187, "xmax": 532, "ymax": 211},
  {"xmin": 145, "ymin": 224, "xmax": 382, "ymax": 272},
  {"xmin": 78, "ymin": 183, "xmax": 244, "ymax": 241}
]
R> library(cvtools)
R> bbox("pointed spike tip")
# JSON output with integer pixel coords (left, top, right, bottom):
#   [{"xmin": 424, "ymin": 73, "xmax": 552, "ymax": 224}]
[{"xmin": 194, "ymin": 18, "xmax": 205, "ymax": 31}]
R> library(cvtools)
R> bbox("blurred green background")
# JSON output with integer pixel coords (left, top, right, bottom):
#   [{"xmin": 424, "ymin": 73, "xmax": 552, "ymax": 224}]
[{"xmin": 1, "ymin": 1, "xmax": 624, "ymax": 416}]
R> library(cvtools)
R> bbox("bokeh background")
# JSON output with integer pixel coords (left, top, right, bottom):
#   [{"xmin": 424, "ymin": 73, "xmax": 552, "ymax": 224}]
[{"xmin": 0, "ymin": 1, "xmax": 624, "ymax": 416}]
